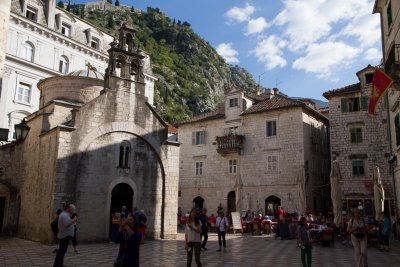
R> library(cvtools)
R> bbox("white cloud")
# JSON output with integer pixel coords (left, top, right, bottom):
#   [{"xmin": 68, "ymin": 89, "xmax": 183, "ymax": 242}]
[
  {"xmin": 273, "ymin": 0, "xmax": 374, "ymax": 51},
  {"xmin": 245, "ymin": 17, "xmax": 269, "ymax": 35},
  {"xmin": 225, "ymin": 3, "xmax": 255, "ymax": 23},
  {"xmin": 364, "ymin": 48, "xmax": 382, "ymax": 62},
  {"xmin": 216, "ymin": 43, "xmax": 240, "ymax": 64},
  {"xmin": 292, "ymin": 42, "xmax": 361, "ymax": 79},
  {"xmin": 251, "ymin": 35, "xmax": 287, "ymax": 70}
]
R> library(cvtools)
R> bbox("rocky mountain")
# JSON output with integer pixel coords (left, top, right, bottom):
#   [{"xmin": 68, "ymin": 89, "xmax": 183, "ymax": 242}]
[{"xmin": 83, "ymin": 7, "xmax": 262, "ymax": 122}]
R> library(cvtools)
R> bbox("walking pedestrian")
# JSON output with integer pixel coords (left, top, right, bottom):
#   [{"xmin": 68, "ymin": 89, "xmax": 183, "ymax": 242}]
[
  {"xmin": 51, "ymin": 208, "xmax": 63, "ymax": 253},
  {"xmin": 199, "ymin": 208, "xmax": 209, "ymax": 251},
  {"xmin": 53, "ymin": 203, "xmax": 78, "ymax": 267},
  {"xmin": 185, "ymin": 208, "xmax": 202, "ymax": 267},
  {"xmin": 216, "ymin": 211, "xmax": 229, "ymax": 252},
  {"xmin": 382, "ymin": 212, "xmax": 391, "ymax": 252},
  {"xmin": 115, "ymin": 214, "xmax": 142, "ymax": 267},
  {"xmin": 347, "ymin": 208, "xmax": 368, "ymax": 267},
  {"xmin": 298, "ymin": 217, "xmax": 312, "ymax": 267},
  {"xmin": 71, "ymin": 212, "xmax": 78, "ymax": 253}
]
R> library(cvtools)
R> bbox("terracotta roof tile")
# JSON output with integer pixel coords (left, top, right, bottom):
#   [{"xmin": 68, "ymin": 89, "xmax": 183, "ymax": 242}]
[
  {"xmin": 241, "ymin": 95, "xmax": 305, "ymax": 115},
  {"xmin": 323, "ymin": 83, "xmax": 360, "ymax": 99}
]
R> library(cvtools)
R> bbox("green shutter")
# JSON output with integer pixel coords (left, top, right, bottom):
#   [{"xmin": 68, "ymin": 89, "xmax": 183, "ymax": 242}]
[
  {"xmin": 361, "ymin": 96, "xmax": 369, "ymax": 111},
  {"xmin": 341, "ymin": 98, "xmax": 348, "ymax": 112},
  {"xmin": 192, "ymin": 132, "xmax": 196, "ymax": 145},
  {"xmin": 350, "ymin": 128, "xmax": 356, "ymax": 143}
]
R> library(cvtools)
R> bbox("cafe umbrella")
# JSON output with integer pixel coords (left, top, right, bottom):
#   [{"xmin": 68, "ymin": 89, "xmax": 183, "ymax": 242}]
[
  {"xmin": 373, "ymin": 166, "xmax": 385, "ymax": 220},
  {"xmin": 330, "ymin": 160, "xmax": 343, "ymax": 228}
]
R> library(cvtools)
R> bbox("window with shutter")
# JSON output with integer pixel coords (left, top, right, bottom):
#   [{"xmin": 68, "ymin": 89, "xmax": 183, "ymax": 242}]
[
  {"xmin": 341, "ymin": 98, "xmax": 348, "ymax": 112},
  {"xmin": 266, "ymin": 121, "xmax": 277, "ymax": 137},
  {"xmin": 350, "ymin": 128, "xmax": 362, "ymax": 143},
  {"xmin": 192, "ymin": 131, "xmax": 206, "ymax": 145},
  {"xmin": 361, "ymin": 96, "xmax": 369, "ymax": 111},
  {"xmin": 352, "ymin": 160, "xmax": 365, "ymax": 175},
  {"xmin": 395, "ymin": 114, "xmax": 400, "ymax": 147}
]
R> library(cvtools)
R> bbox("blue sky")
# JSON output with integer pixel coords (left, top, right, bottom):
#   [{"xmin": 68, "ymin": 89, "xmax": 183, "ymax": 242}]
[{"xmin": 76, "ymin": 0, "xmax": 382, "ymax": 101}]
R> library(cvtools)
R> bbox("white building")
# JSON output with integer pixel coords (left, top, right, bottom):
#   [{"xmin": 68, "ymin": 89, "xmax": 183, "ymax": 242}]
[
  {"xmin": 178, "ymin": 87, "xmax": 330, "ymax": 217},
  {"xmin": 0, "ymin": 0, "xmax": 156, "ymax": 141}
]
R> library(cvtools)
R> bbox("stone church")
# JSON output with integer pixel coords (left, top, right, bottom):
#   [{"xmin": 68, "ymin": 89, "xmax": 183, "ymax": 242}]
[{"xmin": 0, "ymin": 20, "xmax": 180, "ymax": 242}]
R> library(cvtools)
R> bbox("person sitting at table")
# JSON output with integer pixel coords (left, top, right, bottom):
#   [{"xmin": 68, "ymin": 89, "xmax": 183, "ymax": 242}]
[
  {"xmin": 253, "ymin": 214, "xmax": 263, "ymax": 235},
  {"xmin": 316, "ymin": 212, "xmax": 326, "ymax": 225}
]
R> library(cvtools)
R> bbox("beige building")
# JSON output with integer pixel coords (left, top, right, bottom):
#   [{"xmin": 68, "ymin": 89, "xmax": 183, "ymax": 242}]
[
  {"xmin": 178, "ymin": 87, "xmax": 330, "ymax": 217},
  {"xmin": 323, "ymin": 65, "xmax": 394, "ymax": 217},
  {"xmin": 373, "ymin": 0, "xmax": 400, "ymax": 217},
  {"xmin": 0, "ymin": 21, "xmax": 179, "ymax": 242}
]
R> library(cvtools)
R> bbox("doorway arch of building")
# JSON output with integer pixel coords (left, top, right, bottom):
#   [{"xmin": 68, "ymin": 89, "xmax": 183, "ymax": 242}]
[
  {"xmin": 105, "ymin": 178, "xmax": 137, "ymax": 239},
  {"xmin": 265, "ymin": 195, "xmax": 281, "ymax": 218},
  {"xmin": 192, "ymin": 196, "xmax": 205, "ymax": 211},
  {"xmin": 0, "ymin": 180, "xmax": 18, "ymax": 235},
  {"xmin": 227, "ymin": 191, "xmax": 236, "ymax": 213}
]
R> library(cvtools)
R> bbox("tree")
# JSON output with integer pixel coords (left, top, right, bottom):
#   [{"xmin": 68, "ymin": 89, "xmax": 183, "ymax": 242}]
[
  {"xmin": 115, "ymin": 0, "xmax": 120, "ymax": 6},
  {"xmin": 57, "ymin": 1, "xmax": 64, "ymax": 8},
  {"xmin": 107, "ymin": 0, "xmax": 112, "ymax": 3},
  {"xmin": 182, "ymin": 21, "xmax": 191, "ymax": 27},
  {"xmin": 80, "ymin": 6, "xmax": 85, "ymax": 19},
  {"xmin": 131, "ymin": 6, "xmax": 134, "ymax": 12},
  {"xmin": 66, "ymin": 0, "xmax": 71, "ymax": 11},
  {"xmin": 107, "ymin": 15, "xmax": 114, "ymax": 28}
]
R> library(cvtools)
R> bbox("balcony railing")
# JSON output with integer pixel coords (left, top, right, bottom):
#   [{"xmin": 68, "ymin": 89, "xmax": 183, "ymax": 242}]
[{"xmin": 216, "ymin": 134, "xmax": 244, "ymax": 154}]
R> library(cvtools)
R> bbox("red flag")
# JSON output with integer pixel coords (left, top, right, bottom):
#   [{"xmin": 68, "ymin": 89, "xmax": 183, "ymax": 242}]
[{"xmin": 368, "ymin": 68, "xmax": 394, "ymax": 116}]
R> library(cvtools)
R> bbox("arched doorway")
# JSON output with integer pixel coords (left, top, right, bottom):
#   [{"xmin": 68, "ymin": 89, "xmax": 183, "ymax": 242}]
[
  {"xmin": 227, "ymin": 191, "xmax": 236, "ymax": 213},
  {"xmin": 193, "ymin": 196, "xmax": 204, "ymax": 211},
  {"xmin": 265, "ymin": 195, "xmax": 281, "ymax": 219},
  {"xmin": 109, "ymin": 183, "xmax": 133, "ymax": 236}
]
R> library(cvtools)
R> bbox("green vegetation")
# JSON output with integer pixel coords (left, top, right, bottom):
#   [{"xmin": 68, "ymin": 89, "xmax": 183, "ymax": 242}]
[{"xmin": 84, "ymin": 8, "xmax": 261, "ymax": 122}]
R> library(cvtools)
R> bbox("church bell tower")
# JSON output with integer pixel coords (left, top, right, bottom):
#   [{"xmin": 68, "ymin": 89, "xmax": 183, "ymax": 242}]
[{"xmin": 104, "ymin": 12, "xmax": 146, "ymax": 96}]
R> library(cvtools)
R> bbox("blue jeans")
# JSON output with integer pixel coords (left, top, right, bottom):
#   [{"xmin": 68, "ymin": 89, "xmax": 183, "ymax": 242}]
[{"xmin": 53, "ymin": 236, "xmax": 71, "ymax": 267}]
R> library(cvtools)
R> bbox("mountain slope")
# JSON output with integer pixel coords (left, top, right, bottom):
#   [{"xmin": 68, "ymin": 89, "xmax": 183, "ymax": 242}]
[{"xmin": 84, "ymin": 7, "xmax": 261, "ymax": 122}]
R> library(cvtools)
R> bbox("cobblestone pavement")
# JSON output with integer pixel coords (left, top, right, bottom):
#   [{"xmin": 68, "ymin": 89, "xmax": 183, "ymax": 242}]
[{"xmin": 1, "ymin": 232, "xmax": 400, "ymax": 267}]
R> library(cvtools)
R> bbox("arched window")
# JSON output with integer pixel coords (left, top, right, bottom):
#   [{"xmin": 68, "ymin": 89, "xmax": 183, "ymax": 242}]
[
  {"xmin": 118, "ymin": 141, "xmax": 131, "ymax": 168},
  {"xmin": 59, "ymin": 55, "xmax": 69, "ymax": 74},
  {"xmin": 23, "ymin": 42, "xmax": 34, "ymax": 62}
]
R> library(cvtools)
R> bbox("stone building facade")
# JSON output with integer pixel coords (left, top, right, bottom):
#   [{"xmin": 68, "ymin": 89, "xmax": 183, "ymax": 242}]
[
  {"xmin": 373, "ymin": 0, "xmax": 400, "ymax": 216},
  {"xmin": 0, "ymin": 0, "xmax": 156, "ymax": 141},
  {"xmin": 178, "ymin": 87, "xmax": 330, "ymax": 217},
  {"xmin": 0, "ymin": 21, "xmax": 179, "ymax": 242},
  {"xmin": 323, "ymin": 65, "xmax": 394, "ymax": 217}
]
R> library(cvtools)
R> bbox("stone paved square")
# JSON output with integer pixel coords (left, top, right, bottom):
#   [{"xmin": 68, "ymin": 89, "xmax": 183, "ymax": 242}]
[{"xmin": 1, "ymin": 232, "xmax": 400, "ymax": 267}]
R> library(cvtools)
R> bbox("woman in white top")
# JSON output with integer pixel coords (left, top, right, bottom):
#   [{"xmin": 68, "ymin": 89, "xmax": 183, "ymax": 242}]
[
  {"xmin": 347, "ymin": 208, "xmax": 369, "ymax": 267},
  {"xmin": 216, "ymin": 211, "xmax": 229, "ymax": 252},
  {"xmin": 185, "ymin": 208, "xmax": 202, "ymax": 267}
]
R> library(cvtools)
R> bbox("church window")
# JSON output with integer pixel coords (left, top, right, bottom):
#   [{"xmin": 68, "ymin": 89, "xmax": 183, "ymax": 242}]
[
  {"xmin": 59, "ymin": 56, "xmax": 69, "ymax": 74},
  {"xmin": 118, "ymin": 141, "xmax": 131, "ymax": 168},
  {"xmin": 17, "ymin": 82, "xmax": 31, "ymax": 104},
  {"xmin": 23, "ymin": 42, "xmax": 34, "ymax": 62},
  {"xmin": 26, "ymin": 6, "xmax": 37, "ymax": 21}
]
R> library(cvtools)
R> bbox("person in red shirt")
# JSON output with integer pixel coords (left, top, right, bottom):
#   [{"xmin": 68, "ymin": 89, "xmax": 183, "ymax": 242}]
[{"xmin": 278, "ymin": 206, "xmax": 285, "ymax": 221}]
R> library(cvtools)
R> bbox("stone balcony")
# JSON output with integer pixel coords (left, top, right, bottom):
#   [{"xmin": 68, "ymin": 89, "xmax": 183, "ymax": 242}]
[{"xmin": 216, "ymin": 134, "xmax": 244, "ymax": 155}]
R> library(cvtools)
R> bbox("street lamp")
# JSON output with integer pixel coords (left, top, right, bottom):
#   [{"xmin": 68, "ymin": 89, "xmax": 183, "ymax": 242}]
[{"xmin": 14, "ymin": 118, "xmax": 30, "ymax": 142}]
